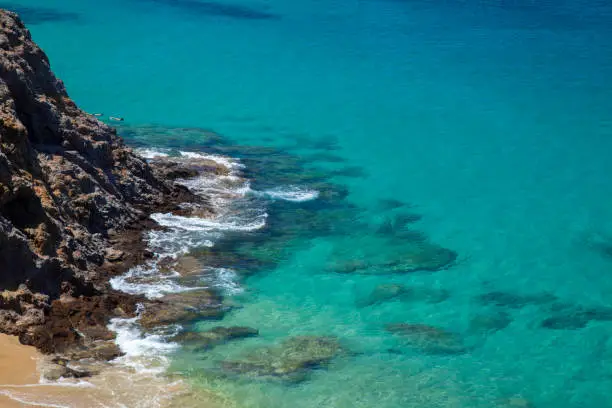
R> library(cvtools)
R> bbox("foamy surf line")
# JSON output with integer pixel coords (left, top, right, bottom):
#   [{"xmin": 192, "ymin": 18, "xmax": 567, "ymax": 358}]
[
  {"xmin": 106, "ymin": 149, "xmax": 261, "ymax": 387},
  {"xmin": 151, "ymin": 212, "xmax": 267, "ymax": 232},
  {"xmin": 106, "ymin": 147, "xmax": 317, "ymax": 398},
  {"xmin": 258, "ymin": 185, "xmax": 319, "ymax": 202},
  {"xmin": 108, "ymin": 311, "xmax": 179, "ymax": 375},
  {"xmin": 136, "ymin": 148, "xmax": 244, "ymax": 173},
  {"xmin": 0, "ymin": 391, "xmax": 70, "ymax": 408}
]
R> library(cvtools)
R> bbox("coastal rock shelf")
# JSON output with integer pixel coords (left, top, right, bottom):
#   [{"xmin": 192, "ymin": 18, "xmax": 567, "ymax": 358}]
[{"xmin": 0, "ymin": 9, "xmax": 196, "ymax": 355}]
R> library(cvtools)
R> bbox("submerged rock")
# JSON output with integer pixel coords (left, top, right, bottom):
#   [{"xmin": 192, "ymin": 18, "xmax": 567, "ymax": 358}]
[
  {"xmin": 540, "ymin": 304, "xmax": 612, "ymax": 330},
  {"xmin": 378, "ymin": 198, "xmax": 409, "ymax": 211},
  {"xmin": 140, "ymin": 290, "xmax": 226, "ymax": 329},
  {"xmin": 385, "ymin": 323, "xmax": 467, "ymax": 354},
  {"xmin": 219, "ymin": 336, "xmax": 344, "ymax": 382},
  {"xmin": 357, "ymin": 284, "xmax": 449, "ymax": 307},
  {"xmin": 388, "ymin": 244, "xmax": 458, "ymax": 273},
  {"xmin": 174, "ymin": 326, "xmax": 258, "ymax": 351},
  {"xmin": 468, "ymin": 311, "xmax": 512, "ymax": 334},
  {"xmin": 476, "ymin": 291, "xmax": 557, "ymax": 309},
  {"xmin": 497, "ymin": 396, "xmax": 535, "ymax": 408}
]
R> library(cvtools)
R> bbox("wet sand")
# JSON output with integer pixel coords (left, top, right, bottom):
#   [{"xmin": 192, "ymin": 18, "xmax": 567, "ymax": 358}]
[
  {"xmin": 0, "ymin": 334, "xmax": 41, "ymax": 407},
  {"xmin": 0, "ymin": 334, "xmax": 225, "ymax": 408}
]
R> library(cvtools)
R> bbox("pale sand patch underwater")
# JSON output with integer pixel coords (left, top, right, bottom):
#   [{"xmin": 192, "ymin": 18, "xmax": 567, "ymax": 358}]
[{"xmin": 0, "ymin": 334, "xmax": 227, "ymax": 408}]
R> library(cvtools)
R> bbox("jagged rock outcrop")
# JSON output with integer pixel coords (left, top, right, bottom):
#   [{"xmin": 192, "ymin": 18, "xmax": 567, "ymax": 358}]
[{"xmin": 0, "ymin": 9, "xmax": 195, "ymax": 353}]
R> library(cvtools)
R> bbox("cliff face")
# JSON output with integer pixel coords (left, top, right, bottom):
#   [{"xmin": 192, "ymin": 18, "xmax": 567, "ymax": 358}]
[{"xmin": 0, "ymin": 10, "xmax": 187, "ymax": 352}]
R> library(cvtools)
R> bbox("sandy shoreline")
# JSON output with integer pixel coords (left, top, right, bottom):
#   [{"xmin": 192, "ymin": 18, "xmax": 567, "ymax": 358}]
[
  {"xmin": 0, "ymin": 334, "xmax": 225, "ymax": 408},
  {"xmin": 0, "ymin": 334, "xmax": 42, "ymax": 407}
]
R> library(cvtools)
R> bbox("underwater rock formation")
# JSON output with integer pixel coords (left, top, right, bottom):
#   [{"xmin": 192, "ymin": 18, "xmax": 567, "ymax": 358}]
[
  {"xmin": 539, "ymin": 303, "xmax": 612, "ymax": 330},
  {"xmin": 468, "ymin": 311, "xmax": 513, "ymax": 334},
  {"xmin": 219, "ymin": 336, "xmax": 345, "ymax": 382},
  {"xmin": 174, "ymin": 326, "xmax": 259, "ymax": 351},
  {"xmin": 385, "ymin": 323, "xmax": 467, "ymax": 355},
  {"xmin": 356, "ymin": 283, "xmax": 449, "ymax": 307},
  {"xmin": 328, "ymin": 241, "xmax": 457, "ymax": 274},
  {"xmin": 476, "ymin": 291, "xmax": 557, "ymax": 309}
]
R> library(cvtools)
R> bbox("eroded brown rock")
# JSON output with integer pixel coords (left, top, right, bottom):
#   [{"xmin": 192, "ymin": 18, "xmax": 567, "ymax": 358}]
[{"xmin": 0, "ymin": 9, "xmax": 201, "ymax": 356}]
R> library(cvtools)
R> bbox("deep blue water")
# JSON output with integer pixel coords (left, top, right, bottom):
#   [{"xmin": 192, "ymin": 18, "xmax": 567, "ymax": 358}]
[{"xmin": 6, "ymin": 0, "xmax": 612, "ymax": 406}]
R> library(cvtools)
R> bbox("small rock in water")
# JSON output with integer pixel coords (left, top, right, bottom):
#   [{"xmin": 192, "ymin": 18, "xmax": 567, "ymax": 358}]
[
  {"xmin": 469, "ymin": 311, "xmax": 512, "ymax": 334},
  {"xmin": 41, "ymin": 357, "xmax": 93, "ymax": 381},
  {"xmin": 66, "ymin": 341, "xmax": 123, "ymax": 361},
  {"xmin": 173, "ymin": 326, "xmax": 259, "ymax": 351},
  {"xmin": 385, "ymin": 323, "xmax": 467, "ymax": 355},
  {"xmin": 218, "ymin": 336, "xmax": 344, "ymax": 382}
]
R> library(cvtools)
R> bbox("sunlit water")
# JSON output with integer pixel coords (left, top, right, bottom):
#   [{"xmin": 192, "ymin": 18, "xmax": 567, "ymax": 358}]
[{"xmin": 5, "ymin": 0, "xmax": 612, "ymax": 406}]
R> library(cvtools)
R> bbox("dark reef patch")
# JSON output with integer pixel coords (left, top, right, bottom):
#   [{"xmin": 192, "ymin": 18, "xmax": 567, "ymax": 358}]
[
  {"xmin": 136, "ymin": 0, "xmax": 280, "ymax": 20},
  {"xmin": 0, "ymin": 3, "xmax": 80, "ymax": 24}
]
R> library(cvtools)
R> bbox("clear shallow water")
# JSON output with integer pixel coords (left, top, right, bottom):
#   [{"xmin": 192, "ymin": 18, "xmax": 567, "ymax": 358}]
[{"xmin": 7, "ymin": 0, "xmax": 612, "ymax": 406}]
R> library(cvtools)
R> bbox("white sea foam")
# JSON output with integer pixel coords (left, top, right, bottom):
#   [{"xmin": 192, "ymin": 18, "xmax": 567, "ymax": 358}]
[
  {"xmin": 202, "ymin": 267, "xmax": 243, "ymax": 295},
  {"xmin": 146, "ymin": 228, "xmax": 216, "ymax": 259},
  {"xmin": 135, "ymin": 147, "xmax": 171, "ymax": 159},
  {"xmin": 151, "ymin": 212, "xmax": 267, "ymax": 232},
  {"xmin": 0, "ymin": 391, "xmax": 70, "ymax": 408},
  {"xmin": 110, "ymin": 263, "xmax": 205, "ymax": 299},
  {"xmin": 178, "ymin": 151, "xmax": 244, "ymax": 171},
  {"xmin": 108, "ymin": 311, "xmax": 179, "ymax": 375},
  {"xmin": 107, "ymin": 149, "xmax": 267, "ymax": 383},
  {"xmin": 260, "ymin": 186, "xmax": 319, "ymax": 202}
]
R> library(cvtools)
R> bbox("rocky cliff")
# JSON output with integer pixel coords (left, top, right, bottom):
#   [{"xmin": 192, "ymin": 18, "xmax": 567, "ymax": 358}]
[{"xmin": 0, "ymin": 9, "xmax": 192, "ymax": 354}]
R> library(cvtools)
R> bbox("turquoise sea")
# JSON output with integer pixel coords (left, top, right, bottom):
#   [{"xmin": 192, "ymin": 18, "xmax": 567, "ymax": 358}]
[{"xmin": 6, "ymin": 0, "xmax": 612, "ymax": 406}]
